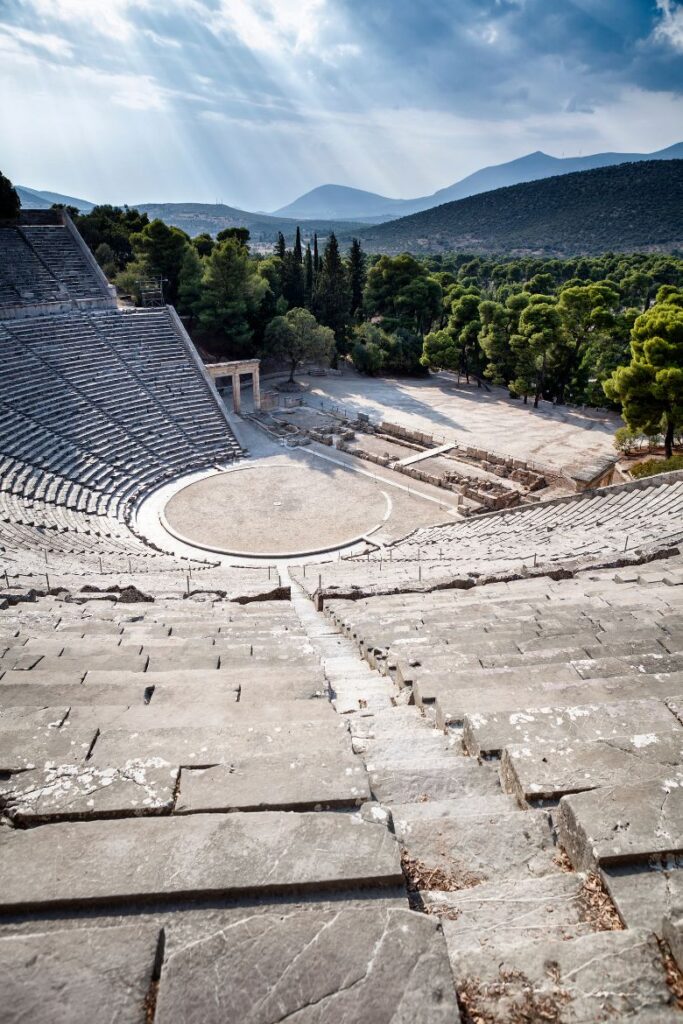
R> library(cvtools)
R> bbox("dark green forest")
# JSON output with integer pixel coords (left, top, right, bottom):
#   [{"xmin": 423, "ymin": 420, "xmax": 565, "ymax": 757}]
[{"xmin": 359, "ymin": 161, "xmax": 683, "ymax": 256}]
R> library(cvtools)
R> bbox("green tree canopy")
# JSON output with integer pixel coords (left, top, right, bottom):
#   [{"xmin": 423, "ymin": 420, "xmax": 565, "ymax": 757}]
[
  {"xmin": 0, "ymin": 171, "xmax": 20, "ymax": 220},
  {"xmin": 130, "ymin": 219, "xmax": 190, "ymax": 303},
  {"xmin": 198, "ymin": 236, "xmax": 269, "ymax": 355},
  {"xmin": 263, "ymin": 307, "xmax": 335, "ymax": 382},
  {"xmin": 604, "ymin": 291, "xmax": 683, "ymax": 457}
]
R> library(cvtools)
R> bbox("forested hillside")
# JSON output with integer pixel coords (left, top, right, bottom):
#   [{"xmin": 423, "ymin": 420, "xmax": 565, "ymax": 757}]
[{"xmin": 359, "ymin": 161, "xmax": 683, "ymax": 256}]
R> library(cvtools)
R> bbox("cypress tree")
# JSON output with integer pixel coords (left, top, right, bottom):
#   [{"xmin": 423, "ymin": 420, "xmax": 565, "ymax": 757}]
[
  {"xmin": 348, "ymin": 238, "xmax": 366, "ymax": 320},
  {"xmin": 313, "ymin": 233, "xmax": 320, "ymax": 276},
  {"xmin": 293, "ymin": 226, "xmax": 303, "ymax": 265},
  {"xmin": 312, "ymin": 232, "xmax": 352, "ymax": 344},
  {"xmin": 304, "ymin": 242, "xmax": 313, "ymax": 307},
  {"xmin": 274, "ymin": 231, "xmax": 286, "ymax": 262}
]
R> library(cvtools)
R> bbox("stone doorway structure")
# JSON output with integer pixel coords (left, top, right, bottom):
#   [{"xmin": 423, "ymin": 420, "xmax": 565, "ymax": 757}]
[{"xmin": 206, "ymin": 359, "xmax": 261, "ymax": 413}]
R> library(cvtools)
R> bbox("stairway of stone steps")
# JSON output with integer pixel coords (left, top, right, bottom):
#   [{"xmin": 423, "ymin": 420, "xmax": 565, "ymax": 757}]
[{"xmin": 289, "ymin": 574, "xmax": 683, "ymax": 1021}]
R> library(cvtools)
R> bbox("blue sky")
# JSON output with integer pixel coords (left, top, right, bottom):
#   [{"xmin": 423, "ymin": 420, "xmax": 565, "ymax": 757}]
[{"xmin": 1, "ymin": 0, "xmax": 682, "ymax": 210}]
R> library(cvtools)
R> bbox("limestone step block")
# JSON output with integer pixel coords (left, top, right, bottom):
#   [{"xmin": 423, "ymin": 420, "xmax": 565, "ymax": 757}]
[
  {"xmin": 664, "ymin": 910, "xmax": 683, "ymax": 972},
  {"xmin": 0, "ymin": 812, "xmax": 403, "ymax": 910},
  {"xmin": 479, "ymin": 645, "xmax": 591, "ymax": 669},
  {"xmin": 175, "ymin": 752, "xmax": 369, "ymax": 813},
  {"xmin": 237, "ymin": 677, "xmax": 329, "ymax": 701},
  {"xmin": 352, "ymin": 730, "xmax": 461, "ymax": 763},
  {"xmin": 575, "ymin": 652, "xmax": 683, "ymax": 679},
  {"xmin": 423, "ymin": 874, "xmax": 593, "ymax": 951},
  {"xmin": 0, "ymin": 706, "xmax": 68, "ymax": 730},
  {"xmin": 0, "ymin": 726, "xmax": 97, "ymax": 771},
  {"xmin": 447, "ymin": 677, "xmax": 683, "ymax": 732},
  {"xmin": 389, "ymin": 795, "xmax": 519, "ymax": 839},
  {"xmin": 463, "ymin": 698, "xmax": 680, "ymax": 758},
  {"xmin": 517, "ymin": 631, "xmax": 599, "ymax": 653},
  {"xmin": 0, "ymin": 682, "xmax": 150, "ymax": 707},
  {"xmin": 154, "ymin": 906, "xmax": 459, "ymax": 1024},
  {"xmin": 412, "ymin": 662, "xmax": 580, "ymax": 707},
  {"xmin": 85, "ymin": 668, "xmax": 240, "ymax": 694},
  {"xmin": 0, "ymin": 924, "xmax": 161, "ymax": 1024},
  {"xmin": 602, "ymin": 862, "xmax": 683, "ymax": 934},
  {"xmin": 56, "ymin": 621, "xmax": 125, "ymax": 635},
  {"xmin": 146, "ymin": 650, "xmax": 219, "ymax": 672},
  {"xmin": 449, "ymin": 929, "xmax": 672, "ymax": 1022},
  {"xmin": 0, "ymin": 649, "xmax": 45, "ymax": 670},
  {"xmin": 89, "ymin": 720, "xmax": 353, "ymax": 768},
  {"xmin": 0, "ymin": 668, "xmax": 87, "ymax": 686},
  {"xmin": 559, "ymin": 780, "xmax": 683, "ymax": 871},
  {"xmin": 369, "ymin": 762, "xmax": 502, "ymax": 804},
  {"xmin": 34, "ymin": 653, "xmax": 148, "ymax": 674},
  {"xmin": 400, "ymin": 808, "xmax": 559, "ymax": 889},
  {"xmin": 0, "ymin": 760, "xmax": 179, "ymax": 823},
  {"xmin": 502, "ymin": 732, "xmax": 683, "ymax": 804}
]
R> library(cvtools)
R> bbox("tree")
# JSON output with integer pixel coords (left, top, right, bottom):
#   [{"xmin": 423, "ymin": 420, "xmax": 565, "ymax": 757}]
[
  {"xmin": 556, "ymin": 283, "xmax": 617, "ymax": 403},
  {"xmin": 177, "ymin": 246, "xmax": 204, "ymax": 323},
  {"xmin": 513, "ymin": 301, "xmax": 565, "ymax": 408},
  {"xmin": 421, "ymin": 328, "xmax": 461, "ymax": 374},
  {"xmin": 281, "ymin": 225, "xmax": 305, "ymax": 308},
  {"xmin": 478, "ymin": 300, "xmax": 515, "ymax": 388},
  {"xmin": 263, "ymin": 307, "xmax": 334, "ymax": 382},
  {"xmin": 192, "ymin": 233, "xmax": 215, "ymax": 257},
  {"xmin": 347, "ymin": 238, "xmax": 366, "ymax": 319},
  {"xmin": 604, "ymin": 291, "xmax": 683, "ymax": 458},
  {"xmin": 216, "ymin": 227, "xmax": 250, "ymax": 246},
  {"xmin": 0, "ymin": 171, "xmax": 20, "ymax": 220},
  {"xmin": 73, "ymin": 204, "xmax": 149, "ymax": 269},
  {"xmin": 364, "ymin": 254, "xmax": 441, "ymax": 336},
  {"xmin": 312, "ymin": 233, "xmax": 351, "ymax": 343},
  {"xmin": 93, "ymin": 242, "xmax": 118, "ymax": 279},
  {"xmin": 304, "ymin": 242, "xmax": 314, "ymax": 306},
  {"xmin": 198, "ymin": 236, "xmax": 269, "ymax": 355},
  {"xmin": 129, "ymin": 219, "xmax": 190, "ymax": 303}
]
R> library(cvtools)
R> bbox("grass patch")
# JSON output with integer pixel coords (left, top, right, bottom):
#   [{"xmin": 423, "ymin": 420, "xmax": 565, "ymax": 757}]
[{"xmin": 631, "ymin": 455, "xmax": 683, "ymax": 479}]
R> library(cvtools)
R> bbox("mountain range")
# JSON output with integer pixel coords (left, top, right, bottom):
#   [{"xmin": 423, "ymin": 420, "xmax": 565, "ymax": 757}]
[
  {"xmin": 15, "ymin": 185, "xmax": 95, "ymax": 212},
  {"xmin": 272, "ymin": 141, "xmax": 683, "ymax": 222},
  {"xmin": 356, "ymin": 160, "xmax": 683, "ymax": 256}
]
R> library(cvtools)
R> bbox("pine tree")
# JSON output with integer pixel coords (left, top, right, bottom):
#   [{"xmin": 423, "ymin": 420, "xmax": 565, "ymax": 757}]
[
  {"xmin": 347, "ymin": 238, "xmax": 366, "ymax": 320},
  {"xmin": 274, "ymin": 232, "xmax": 286, "ymax": 262},
  {"xmin": 312, "ymin": 232, "xmax": 352, "ymax": 344}
]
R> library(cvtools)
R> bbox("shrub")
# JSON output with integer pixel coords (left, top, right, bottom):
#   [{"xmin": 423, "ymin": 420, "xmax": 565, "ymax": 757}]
[{"xmin": 630, "ymin": 455, "xmax": 683, "ymax": 479}]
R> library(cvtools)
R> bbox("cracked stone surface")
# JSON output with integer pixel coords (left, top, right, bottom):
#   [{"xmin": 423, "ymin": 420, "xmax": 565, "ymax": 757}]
[
  {"xmin": 0, "ymin": 760, "xmax": 179, "ymax": 822},
  {"xmin": 464, "ymin": 698, "xmax": 681, "ymax": 757},
  {"xmin": 0, "ymin": 726, "xmax": 97, "ymax": 771},
  {"xmin": 422, "ymin": 875, "xmax": 594, "ymax": 954},
  {"xmin": 602, "ymin": 860, "xmax": 683, "ymax": 933},
  {"xmin": 559, "ymin": 780, "xmax": 683, "ymax": 870},
  {"xmin": 399, "ymin": 809, "xmax": 560, "ymax": 888},
  {"xmin": 0, "ymin": 812, "xmax": 403, "ymax": 910},
  {"xmin": 449, "ymin": 928, "xmax": 674, "ymax": 1022},
  {"xmin": 0, "ymin": 924, "xmax": 160, "ymax": 1024},
  {"xmin": 503, "ymin": 732, "xmax": 683, "ymax": 804},
  {"xmin": 175, "ymin": 753, "xmax": 370, "ymax": 813},
  {"xmin": 154, "ymin": 906, "xmax": 459, "ymax": 1024}
]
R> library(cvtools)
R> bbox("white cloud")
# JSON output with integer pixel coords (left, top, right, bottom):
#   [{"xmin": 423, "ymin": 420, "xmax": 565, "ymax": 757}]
[
  {"xmin": 27, "ymin": 0, "xmax": 141, "ymax": 40},
  {"xmin": 654, "ymin": 0, "xmax": 683, "ymax": 51},
  {"xmin": 0, "ymin": 23, "xmax": 72, "ymax": 57},
  {"xmin": 210, "ymin": 0, "xmax": 328, "ymax": 56}
]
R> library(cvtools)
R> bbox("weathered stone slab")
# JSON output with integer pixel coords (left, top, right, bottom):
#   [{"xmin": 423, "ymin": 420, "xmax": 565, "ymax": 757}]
[
  {"xmin": 422, "ymin": 874, "xmax": 592, "ymax": 951},
  {"xmin": 449, "ymin": 929, "xmax": 672, "ymax": 1022},
  {"xmin": 0, "ymin": 812, "xmax": 402, "ymax": 909},
  {"xmin": 89, "ymin": 721, "xmax": 351, "ymax": 767},
  {"xmin": 238, "ymin": 677, "xmax": 329, "ymax": 701},
  {"xmin": 176, "ymin": 754, "xmax": 369, "ymax": 813},
  {"xmin": 0, "ymin": 669, "xmax": 87, "ymax": 685},
  {"xmin": 145, "ymin": 651, "xmax": 219, "ymax": 672},
  {"xmin": 401, "ymin": 809, "xmax": 559, "ymax": 888},
  {"xmin": 602, "ymin": 860, "xmax": 683, "ymax": 934},
  {"xmin": 0, "ymin": 706, "xmax": 69, "ymax": 730},
  {"xmin": 155, "ymin": 906, "xmax": 458, "ymax": 1024},
  {"xmin": 390, "ymin": 795, "xmax": 518, "ymax": 839},
  {"xmin": 369, "ymin": 763, "xmax": 502, "ymax": 804},
  {"xmin": 504, "ymin": 730, "xmax": 683, "ymax": 803},
  {"xmin": 663, "ymin": 908, "xmax": 683, "ymax": 971},
  {"xmin": 559, "ymin": 780, "xmax": 683, "ymax": 871},
  {"xmin": 464, "ymin": 698, "xmax": 680, "ymax": 757},
  {"xmin": 35, "ymin": 653, "xmax": 148, "ymax": 673},
  {"xmin": 0, "ymin": 760, "xmax": 179, "ymax": 822},
  {"xmin": 0, "ymin": 726, "xmax": 97, "ymax": 771},
  {"xmin": 0, "ymin": 924, "xmax": 160, "ymax": 1024},
  {"xmin": 0, "ymin": 683, "xmax": 149, "ymax": 706}
]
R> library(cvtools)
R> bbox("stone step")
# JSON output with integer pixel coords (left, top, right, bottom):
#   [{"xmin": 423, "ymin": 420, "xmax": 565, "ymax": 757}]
[
  {"xmin": 389, "ymin": 795, "xmax": 519, "ymax": 839},
  {"xmin": 154, "ymin": 906, "xmax": 459, "ymax": 1024},
  {"xmin": 449, "ymin": 929, "xmax": 672, "ymax": 1022},
  {"xmin": 602, "ymin": 861, "xmax": 683, "ymax": 934},
  {"xmin": 559, "ymin": 779, "xmax": 683, "ymax": 870},
  {"xmin": 399, "ymin": 808, "xmax": 559, "ymax": 889},
  {"xmin": 463, "ymin": 698, "xmax": 681, "ymax": 758},
  {"xmin": 0, "ymin": 726, "xmax": 97, "ymax": 771},
  {"xmin": 0, "ymin": 812, "xmax": 403, "ymax": 911},
  {"xmin": 502, "ymin": 731, "xmax": 683, "ymax": 804}
]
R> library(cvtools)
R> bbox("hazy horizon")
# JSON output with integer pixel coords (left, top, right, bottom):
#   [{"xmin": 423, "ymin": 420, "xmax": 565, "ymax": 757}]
[{"xmin": 2, "ymin": 1, "xmax": 683, "ymax": 210}]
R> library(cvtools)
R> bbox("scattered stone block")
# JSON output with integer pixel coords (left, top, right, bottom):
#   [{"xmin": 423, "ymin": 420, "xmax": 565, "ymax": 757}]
[{"xmin": 602, "ymin": 860, "xmax": 683, "ymax": 934}]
